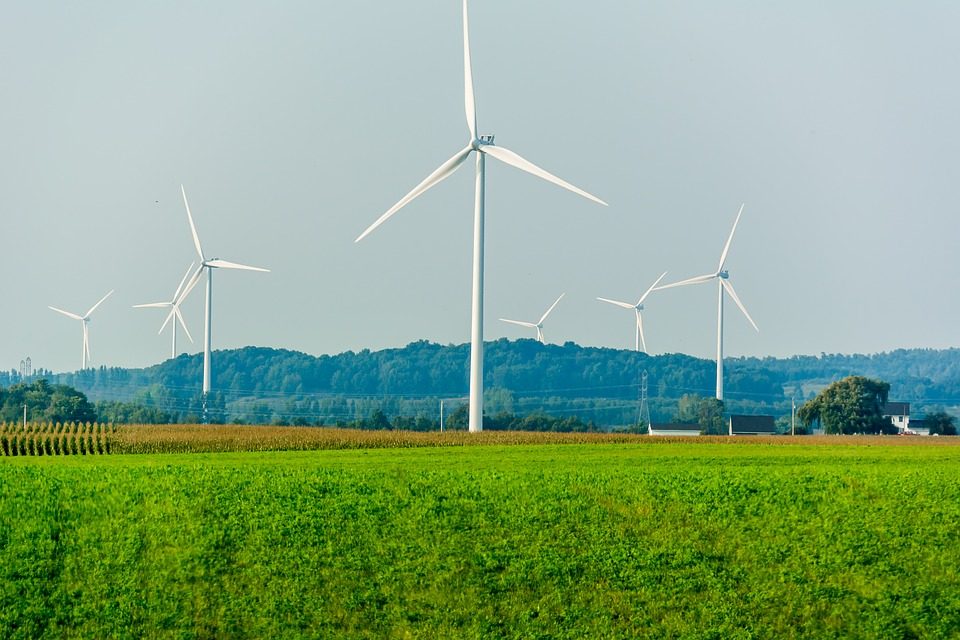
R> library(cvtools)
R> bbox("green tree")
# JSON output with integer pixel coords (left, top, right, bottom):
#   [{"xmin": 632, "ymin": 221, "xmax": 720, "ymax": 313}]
[
  {"xmin": 924, "ymin": 411, "xmax": 957, "ymax": 436},
  {"xmin": 676, "ymin": 394, "xmax": 725, "ymax": 434},
  {"xmin": 797, "ymin": 376, "xmax": 892, "ymax": 435},
  {"xmin": 697, "ymin": 398, "xmax": 726, "ymax": 435},
  {"xmin": 366, "ymin": 408, "xmax": 392, "ymax": 430}
]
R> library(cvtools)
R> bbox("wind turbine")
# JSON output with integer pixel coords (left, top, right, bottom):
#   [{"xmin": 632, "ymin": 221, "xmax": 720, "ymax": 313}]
[
  {"xmin": 656, "ymin": 204, "xmax": 758, "ymax": 400},
  {"xmin": 355, "ymin": 0, "xmax": 606, "ymax": 432},
  {"xmin": 133, "ymin": 262, "xmax": 195, "ymax": 359},
  {"xmin": 500, "ymin": 293, "xmax": 565, "ymax": 344},
  {"xmin": 167, "ymin": 185, "xmax": 269, "ymax": 395},
  {"xmin": 597, "ymin": 272, "xmax": 667, "ymax": 352},
  {"xmin": 48, "ymin": 290, "xmax": 114, "ymax": 370}
]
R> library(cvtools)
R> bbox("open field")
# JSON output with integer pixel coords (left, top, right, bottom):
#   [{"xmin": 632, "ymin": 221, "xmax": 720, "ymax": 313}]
[{"xmin": 2, "ymin": 439, "xmax": 960, "ymax": 638}]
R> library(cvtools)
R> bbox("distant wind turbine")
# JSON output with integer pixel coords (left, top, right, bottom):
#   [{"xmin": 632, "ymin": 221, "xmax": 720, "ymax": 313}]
[
  {"xmin": 500, "ymin": 293, "xmax": 565, "ymax": 344},
  {"xmin": 48, "ymin": 290, "xmax": 114, "ymax": 370},
  {"xmin": 166, "ymin": 185, "xmax": 269, "ymax": 395},
  {"xmin": 597, "ymin": 272, "xmax": 667, "ymax": 352},
  {"xmin": 133, "ymin": 262, "xmax": 196, "ymax": 359},
  {"xmin": 657, "ymin": 204, "xmax": 758, "ymax": 400},
  {"xmin": 355, "ymin": 0, "xmax": 606, "ymax": 432}
]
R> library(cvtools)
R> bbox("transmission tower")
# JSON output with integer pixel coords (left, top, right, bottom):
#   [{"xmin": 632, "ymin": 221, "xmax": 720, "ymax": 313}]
[{"xmin": 637, "ymin": 370, "xmax": 651, "ymax": 430}]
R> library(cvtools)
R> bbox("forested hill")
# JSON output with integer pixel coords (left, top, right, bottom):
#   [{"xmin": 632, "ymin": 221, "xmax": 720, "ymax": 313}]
[{"xmin": 5, "ymin": 340, "xmax": 960, "ymax": 425}]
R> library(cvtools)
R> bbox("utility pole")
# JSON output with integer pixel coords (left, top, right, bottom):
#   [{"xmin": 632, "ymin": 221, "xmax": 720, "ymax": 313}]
[
  {"xmin": 440, "ymin": 399, "xmax": 445, "ymax": 432},
  {"xmin": 791, "ymin": 396, "xmax": 797, "ymax": 435}
]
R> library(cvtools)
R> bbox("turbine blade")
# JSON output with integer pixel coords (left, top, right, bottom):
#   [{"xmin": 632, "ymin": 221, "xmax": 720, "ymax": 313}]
[
  {"xmin": 462, "ymin": 0, "xmax": 477, "ymax": 140},
  {"xmin": 538, "ymin": 293, "xmax": 565, "ymax": 324},
  {"xmin": 355, "ymin": 145, "xmax": 473, "ymax": 242},
  {"xmin": 174, "ymin": 267, "xmax": 205, "ymax": 307},
  {"xmin": 656, "ymin": 273, "xmax": 716, "ymax": 291},
  {"xmin": 159, "ymin": 306, "xmax": 178, "ymax": 335},
  {"xmin": 173, "ymin": 261, "xmax": 196, "ymax": 300},
  {"xmin": 48, "ymin": 306, "xmax": 83, "ymax": 321},
  {"xmin": 596, "ymin": 297, "xmax": 636, "ymax": 310},
  {"xmin": 721, "ymin": 279, "xmax": 759, "ymax": 332},
  {"xmin": 499, "ymin": 318, "xmax": 537, "ymax": 328},
  {"xmin": 536, "ymin": 327, "xmax": 544, "ymax": 344},
  {"xmin": 206, "ymin": 259, "xmax": 270, "ymax": 272},
  {"xmin": 133, "ymin": 302, "xmax": 170, "ymax": 309},
  {"xmin": 181, "ymin": 185, "xmax": 205, "ymax": 261},
  {"xmin": 84, "ymin": 290, "xmax": 113, "ymax": 319},
  {"xmin": 176, "ymin": 307, "xmax": 194, "ymax": 343},
  {"xmin": 482, "ymin": 144, "xmax": 607, "ymax": 206},
  {"xmin": 718, "ymin": 203, "xmax": 745, "ymax": 272},
  {"xmin": 637, "ymin": 271, "xmax": 668, "ymax": 305},
  {"xmin": 637, "ymin": 311, "xmax": 647, "ymax": 353}
]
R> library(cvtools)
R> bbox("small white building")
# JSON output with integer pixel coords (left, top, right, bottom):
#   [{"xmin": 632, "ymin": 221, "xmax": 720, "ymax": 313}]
[
  {"xmin": 649, "ymin": 423, "xmax": 702, "ymax": 437},
  {"xmin": 883, "ymin": 402, "xmax": 911, "ymax": 433}
]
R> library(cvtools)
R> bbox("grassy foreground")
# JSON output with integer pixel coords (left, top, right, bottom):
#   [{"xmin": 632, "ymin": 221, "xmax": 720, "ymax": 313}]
[{"xmin": 2, "ymin": 441, "xmax": 959, "ymax": 638}]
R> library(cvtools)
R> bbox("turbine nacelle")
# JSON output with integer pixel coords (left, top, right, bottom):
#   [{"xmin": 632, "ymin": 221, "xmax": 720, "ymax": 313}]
[
  {"xmin": 718, "ymin": 270, "xmax": 729, "ymax": 280},
  {"xmin": 471, "ymin": 134, "xmax": 495, "ymax": 151}
]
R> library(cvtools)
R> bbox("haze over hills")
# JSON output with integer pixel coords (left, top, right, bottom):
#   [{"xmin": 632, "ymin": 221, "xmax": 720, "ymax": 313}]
[{"xmin": 5, "ymin": 341, "xmax": 959, "ymax": 426}]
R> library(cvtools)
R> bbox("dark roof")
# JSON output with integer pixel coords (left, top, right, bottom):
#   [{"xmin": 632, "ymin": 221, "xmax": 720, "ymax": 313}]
[
  {"xmin": 883, "ymin": 402, "xmax": 910, "ymax": 416},
  {"xmin": 729, "ymin": 414, "xmax": 776, "ymax": 434},
  {"xmin": 650, "ymin": 423, "xmax": 701, "ymax": 432}
]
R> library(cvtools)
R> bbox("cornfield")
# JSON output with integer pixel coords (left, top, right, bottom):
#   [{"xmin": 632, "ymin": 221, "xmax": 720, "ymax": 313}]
[
  {"xmin": 3, "ymin": 422, "xmax": 957, "ymax": 456},
  {"xmin": 0, "ymin": 421, "xmax": 116, "ymax": 456},
  {"xmin": 108, "ymin": 425, "xmax": 960, "ymax": 454}
]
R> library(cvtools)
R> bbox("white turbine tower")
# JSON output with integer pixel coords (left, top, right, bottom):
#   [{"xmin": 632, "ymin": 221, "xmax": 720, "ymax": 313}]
[
  {"xmin": 133, "ymin": 262, "xmax": 196, "ymax": 359},
  {"xmin": 657, "ymin": 204, "xmax": 759, "ymax": 400},
  {"xmin": 167, "ymin": 185, "xmax": 269, "ymax": 395},
  {"xmin": 48, "ymin": 290, "xmax": 114, "ymax": 370},
  {"xmin": 355, "ymin": 0, "xmax": 606, "ymax": 432},
  {"xmin": 500, "ymin": 293, "xmax": 565, "ymax": 344},
  {"xmin": 597, "ymin": 272, "xmax": 667, "ymax": 352}
]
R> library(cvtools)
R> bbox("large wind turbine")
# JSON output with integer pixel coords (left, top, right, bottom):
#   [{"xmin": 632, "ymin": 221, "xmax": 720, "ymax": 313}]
[
  {"xmin": 657, "ymin": 204, "xmax": 758, "ymax": 400},
  {"xmin": 133, "ymin": 262, "xmax": 195, "ymax": 359},
  {"xmin": 500, "ymin": 293, "xmax": 565, "ymax": 344},
  {"xmin": 355, "ymin": 0, "xmax": 606, "ymax": 432},
  {"xmin": 597, "ymin": 272, "xmax": 667, "ymax": 352},
  {"xmin": 48, "ymin": 290, "xmax": 114, "ymax": 370},
  {"xmin": 167, "ymin": 185, "xmax": 269, "ymax": 395}
]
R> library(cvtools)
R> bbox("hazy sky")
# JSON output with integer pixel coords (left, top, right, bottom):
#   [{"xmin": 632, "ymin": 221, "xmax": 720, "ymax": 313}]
[{"xmin": 3, "ymin": 1, "xmax": 959, "ymax": 374}]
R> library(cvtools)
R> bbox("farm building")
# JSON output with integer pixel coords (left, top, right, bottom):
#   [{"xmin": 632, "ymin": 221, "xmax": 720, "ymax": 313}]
[
  {"xmin": 728, "ymin": 415, "xmax": 776, "ymax": 436},
  {"xmin": 649, "ymin": 423, "xmax": 702, "ymax": 437},
  {"xmin": 882, "ymin": 402, "xmax": 912, "ymax": 433}
]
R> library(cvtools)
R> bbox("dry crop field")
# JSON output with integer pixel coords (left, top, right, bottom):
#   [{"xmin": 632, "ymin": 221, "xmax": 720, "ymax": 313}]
[{"xmin": 6, "ymin": 420, "xmax": 959, "ymax": 456}]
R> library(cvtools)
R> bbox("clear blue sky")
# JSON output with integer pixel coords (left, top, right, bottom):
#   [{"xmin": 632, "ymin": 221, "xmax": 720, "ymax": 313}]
[{"xmin": 3, "ymin": 1, "xmax": 959, "ymax": 373}]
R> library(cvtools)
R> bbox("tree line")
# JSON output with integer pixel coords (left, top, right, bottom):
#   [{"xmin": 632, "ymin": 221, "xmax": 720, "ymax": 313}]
[{"xmin": 4, "ymin": 340, "xmax": 960, "ymax": 426}]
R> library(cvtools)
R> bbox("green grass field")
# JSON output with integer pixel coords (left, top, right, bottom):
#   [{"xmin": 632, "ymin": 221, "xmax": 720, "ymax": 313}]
[{"xmin": 2, "ymin": 441, "xmax": 959, "ymax": 638}]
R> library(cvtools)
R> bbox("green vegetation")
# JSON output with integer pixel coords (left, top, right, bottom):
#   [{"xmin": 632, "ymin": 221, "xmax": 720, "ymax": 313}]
[
  {"xmin": 0, "ymin": 421, "xmax": 112, "ymax": 457},
  {"xmin": 798, "ymin": 376, "xmax": 893, "ymax": 435},
  {"xmin": 7, "ymin": 342, "xmax": 960, "ymax": 426},
  {"xmin": 925, "ymin": 410, "xmax": 958, "ymax": 436},
  {"xmin": 0, "ymin": 380, "xmax": 96, "ymax": 424},
  {"xmin": 676, "ymin": 393, "xmax": 726, "ymax": 434},
  {"xmin": 20, "ymin": 340, "xmax": 960, "ymax": 426},
  {"xmin": 2, "ymin": 441, "xmax": 960, "ymax": 637}
]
